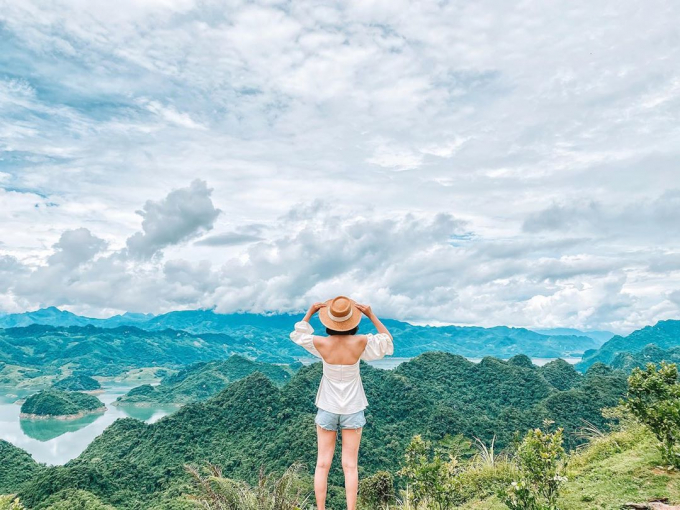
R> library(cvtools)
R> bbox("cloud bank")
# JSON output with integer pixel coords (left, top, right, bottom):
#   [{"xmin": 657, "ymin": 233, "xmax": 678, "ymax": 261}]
[{"xmin": 1, "ymin": 0, "xmax": 679, "ymax": 333}]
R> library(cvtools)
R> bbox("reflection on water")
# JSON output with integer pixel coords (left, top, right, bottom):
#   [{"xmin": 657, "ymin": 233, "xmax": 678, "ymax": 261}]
[
  {"xmin": 20, "ymin": 412, "xmax": 102, "ymax": 441},
  {"xmin": 0, "ymin": 384, "xmax": 179, "ymax": 465}
]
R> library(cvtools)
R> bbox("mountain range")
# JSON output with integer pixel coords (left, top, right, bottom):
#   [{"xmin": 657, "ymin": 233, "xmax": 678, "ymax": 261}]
[
  {"xmin": 577, "ymin": 320, "xmax": 680, "ymax": 371},
  {"xmin": 0, "ymin": 307, "xmax": 603, "ymax": 361}
]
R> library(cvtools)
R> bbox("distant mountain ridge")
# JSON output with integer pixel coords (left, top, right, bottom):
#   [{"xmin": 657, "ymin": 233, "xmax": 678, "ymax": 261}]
[
  {"xmin": 0, "ymin": 307, "xmax": 600, "ymax": 360},
  {"xmin": 609, "ymin": 344, "xmax": 680, "ymax": 372},
  {"xmin": 577, "ymin": 320, "xmax": 680, "ymax": 371},
  {"xmin": 531, "ymin": 327, "xmax": 615, "ymax": 345}
]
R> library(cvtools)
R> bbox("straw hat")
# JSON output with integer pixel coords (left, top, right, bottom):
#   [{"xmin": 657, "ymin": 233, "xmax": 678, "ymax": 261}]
[{"xmin": 319, "ymin": 295, "xmax": 362, "ymax": 331}]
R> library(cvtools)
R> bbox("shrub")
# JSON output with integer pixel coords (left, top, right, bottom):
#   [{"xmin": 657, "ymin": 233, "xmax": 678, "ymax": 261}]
[
  {"xmin": 502, "ymin": 426, "xmax": 567, "ymax": 510},
  {"xmin": 0, "ymin": 496, "xmax": 25, "ymax": 510},
  {"xmin": 624, "ymin": 362, "xmax": 680, "ymax": 467},
  {"xmin": 359, "ymin": 471, "xmax": 395, "ymax": 509},
  {"xmin": 398, "ymin": 435, "xmax": 464, "ymax": 510},
  {"xmin": 183, "ymin": 462, "xmax": 309, "ymax": 510}
]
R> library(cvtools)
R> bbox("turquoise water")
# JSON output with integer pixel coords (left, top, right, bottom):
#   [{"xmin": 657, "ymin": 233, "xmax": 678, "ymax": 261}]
[{"xmin": 0, "ymin": 385, "xmax": 179, "ymax": 465}]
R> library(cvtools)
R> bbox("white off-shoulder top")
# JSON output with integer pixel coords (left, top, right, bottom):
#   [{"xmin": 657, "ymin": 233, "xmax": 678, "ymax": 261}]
[{"xmin": 290, "ymin": 321, "xmax": 394, "ymax": 414}]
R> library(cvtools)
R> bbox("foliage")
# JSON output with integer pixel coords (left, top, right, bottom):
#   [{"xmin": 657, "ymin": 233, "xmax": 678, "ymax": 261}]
[
  {"xmin": 611, "ymin": 344, "xmax": 680, "ymax": 372},
  {"xmin": 502, "ymin": 426, "xmax": 566, "ymax": 510},
  {"xmin": 182, "ymin": 462, "xmax": 309, "ymax": 510},
  {"xmin": 0, "ymin": 441, "xmax": 44, "ymax": 494},
  {"xmin": 624, "ymin": 361, "xmax": 680, "ymax": 467},
  {"xmin": 116, "ymin": 356, "xmax": 295, "ymax": 405},
  {"xmin": 359, "ymin": 471, "xmax": 395, "ymax": 509},
  {"xmin": 52, "ymin": 374, "xmax": 101, "ymax": 391},
  {"xmin": 0, "ymin": 495, "xmax": 25, "ymax": 510},
  {"xmin": 39, "ymin": 489, "xmax": 117, "ymax": 509},
  {"xmin": 538, "ymin": 360, "xmax": 580, "ymax": 391},
  {"xmin": 399, "ymin": 435, "xmax": 463, "ymax": 509},
  {"xmin": 20, "ymin": 389, "xmax": 104, "ymax": 417}
]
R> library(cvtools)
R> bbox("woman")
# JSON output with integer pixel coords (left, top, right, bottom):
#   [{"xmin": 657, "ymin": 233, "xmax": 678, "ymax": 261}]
[{"xmin": 290, "ymin": 296, "xmax": 394, "ymax": 510}]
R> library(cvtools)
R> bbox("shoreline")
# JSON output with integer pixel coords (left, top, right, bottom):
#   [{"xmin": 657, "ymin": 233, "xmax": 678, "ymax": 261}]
[
  {"xmin": 19, "ymin": 406, "xmax": 107, "ymax": 420},
  {"xmin": 112, "ymin": 400, "xmax": 183, "ymax": 408}
]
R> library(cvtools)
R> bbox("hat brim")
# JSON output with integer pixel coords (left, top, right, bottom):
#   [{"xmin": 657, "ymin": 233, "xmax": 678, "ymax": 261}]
[{"xmin": 318, "ymin": 298, "xmax": 362, "ymax": 331}]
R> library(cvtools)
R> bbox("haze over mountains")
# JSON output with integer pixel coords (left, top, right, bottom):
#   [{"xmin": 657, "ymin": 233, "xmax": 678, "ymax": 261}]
[{"xmin": 0, "ymin": 307, "xmax": 605, "ymax": 361}]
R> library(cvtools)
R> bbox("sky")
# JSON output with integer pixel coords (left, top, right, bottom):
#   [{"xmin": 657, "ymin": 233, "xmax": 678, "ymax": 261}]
[{"xmin": 1, "ymin": 0, "xmax": 679, "ymax": 333}]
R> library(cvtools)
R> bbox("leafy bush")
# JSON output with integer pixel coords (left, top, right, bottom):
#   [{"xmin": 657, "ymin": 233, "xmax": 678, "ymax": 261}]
[
  {"xmin": 0, "ymin": 496, "xmax": 25, "ymax": 510},
  {"xmin": 359, "ymin": 471, "xmax": 395, "ymax": 509},
  {"xmin": 40, "ymin": 489, "xmax": 116, "ymax": 509},
  {"xmin": 398, "ymin": 435, "xmax": 463, "ymax": 509},
  {"xmin": 502, "ymin": 426, "xmax": 566, "ymax": 510},
  {"xmin": 624, "ymin": 361, "xmax": 680, "ymax": 467},
  {"xmin": 398, "ymin": 434, "xmax": 515, "ymax": 509}
]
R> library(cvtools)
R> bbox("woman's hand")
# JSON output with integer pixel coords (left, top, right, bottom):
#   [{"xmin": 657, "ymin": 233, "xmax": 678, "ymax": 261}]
[
  {"xmin": 303, "ymin": 302, "xmax": 326, "ymax": 323},
  {"xmin": 308, "ymin": 302, "xmax": 327, "ymax": 315},
  {"xmin": 355, "ymin": 303, "xmax": 374, "ymax": 318}
]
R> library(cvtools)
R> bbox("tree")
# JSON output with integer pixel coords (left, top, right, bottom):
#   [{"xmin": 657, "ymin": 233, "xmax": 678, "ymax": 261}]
[
  {"xmin": 502, "ymin": 426, "xmax": 566, "ymax": 510},
  {"xmin": 625, "ymin": 362, "xmax": 680, "ymax": 467}
]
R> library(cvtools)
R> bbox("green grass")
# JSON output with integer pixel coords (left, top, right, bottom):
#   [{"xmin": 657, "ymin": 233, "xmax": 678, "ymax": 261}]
[{"xmin": 459, "ymin": 426, "xmax": 680, "ymax": 510}]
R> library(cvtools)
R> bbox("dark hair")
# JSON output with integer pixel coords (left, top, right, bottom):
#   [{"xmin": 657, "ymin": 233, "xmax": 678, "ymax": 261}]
[{"xmin": 326, "ymin": 326, "xmax": 359, "ymax": 336}]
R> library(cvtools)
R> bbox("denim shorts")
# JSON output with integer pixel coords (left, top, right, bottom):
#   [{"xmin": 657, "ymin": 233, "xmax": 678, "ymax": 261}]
[{"xmin": 315, "ymin": 408, "xmax": 366, "ymax": 431}]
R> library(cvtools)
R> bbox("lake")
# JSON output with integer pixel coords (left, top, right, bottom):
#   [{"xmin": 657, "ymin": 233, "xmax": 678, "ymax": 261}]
[{"xmin": 0, "ymin": 384, "xmax": 179, "ymax": 465}]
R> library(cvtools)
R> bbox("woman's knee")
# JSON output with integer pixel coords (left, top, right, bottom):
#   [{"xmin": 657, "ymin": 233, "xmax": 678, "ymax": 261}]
[
  {"xmin": 341, "ymin": 456, "xmax": 357, "ymax": 471},
  {"xmin": 316, "ymin": 457, "xmax": 332, "ymax": 471}
]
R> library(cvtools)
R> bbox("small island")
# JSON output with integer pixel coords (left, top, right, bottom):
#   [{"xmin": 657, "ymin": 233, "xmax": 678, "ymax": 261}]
[
  {"xmin": 52, "ymin": 373, "xmax": 102, "ymax": 392},
  {"xmin": 20, "ymin": 389, "xmax": 106, "ymax": 420}
]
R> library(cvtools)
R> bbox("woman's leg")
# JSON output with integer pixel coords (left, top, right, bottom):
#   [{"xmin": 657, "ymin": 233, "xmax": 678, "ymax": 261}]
[
  {"xmin": 341, "ymin": 427, "xmax": 363, "ymax": 510},
  {"xmin": 315, "ymin": 425, "xmax": 337, "ymax": 510}
]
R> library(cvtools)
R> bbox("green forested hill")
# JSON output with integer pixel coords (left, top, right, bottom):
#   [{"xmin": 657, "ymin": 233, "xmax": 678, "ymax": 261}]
[
  {"xmin": 577, "ymin": 320, "xmax": 680, "ymax": 370},
  {"xmin": 51, "ymin": 374, "xmax": 101, "ymax": 391},
  {"xmin": 0, "ymin": 324, "xmax": 294, "ymax": 378},
  {"xmin": 20, "ymin": 389, "xmax": 105, "ymax": 417},
  {"xmin": 9, "ymin": 352, "xmax": 627, "ymax": 509},
  {"xmin": 609, "ymin": 344, "xmax": 680, "ymax": 371},
  {"xmin": 0, "ymin": 441, "xmax": 44, "ymax": 494},
  {"xmin": 115, "ymin": 355, "xmax": 300, "ymax": 404}
]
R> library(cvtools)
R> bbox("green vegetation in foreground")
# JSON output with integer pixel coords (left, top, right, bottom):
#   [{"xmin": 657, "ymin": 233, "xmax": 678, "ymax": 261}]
[
  {"xmin": 20, "ymin": 389, "xmax": 105, "ymax": 418},
  {"xmin": 5, "ymin": 352, "xmax": 627, "ymax": 509},
  {"xmin": 115, "ymin": 355, "xmax": 300, "ymax": 405},
  {"xmin": 51, "ymin": 374, "xmax": 101, "ymax": 391},
  {"xmin": 459, "ymin": 425, "xmax": 680, "ymax": 509}
]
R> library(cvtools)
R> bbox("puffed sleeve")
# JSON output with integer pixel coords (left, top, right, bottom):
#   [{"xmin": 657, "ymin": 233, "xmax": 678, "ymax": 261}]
[
  {"xmin": 289, "ymin": 321, "xmax": 321, "ymax": 358},
  {"xmin": 360, "ymin": 333, "xmax": 394, "ymax": 361}
]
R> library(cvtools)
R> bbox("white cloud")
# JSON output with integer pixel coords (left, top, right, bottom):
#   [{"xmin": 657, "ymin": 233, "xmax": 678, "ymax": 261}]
[
  {"xmin": 0, "ymin": 0, "xmax": 679, "ymax": 330},
  {"xmin": 126, "ymin": 179, "xmax": 221, "ymax": 259}
]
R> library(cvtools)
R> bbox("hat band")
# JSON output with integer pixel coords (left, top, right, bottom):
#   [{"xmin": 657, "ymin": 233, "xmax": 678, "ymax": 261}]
[{"xmin": 328, "ymin": 307, "xmax": 353, "ymax": 322}]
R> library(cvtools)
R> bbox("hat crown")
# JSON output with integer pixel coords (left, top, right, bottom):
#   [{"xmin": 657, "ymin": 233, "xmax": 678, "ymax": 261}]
[{"xmin": 330, "ymin": 296, "xmax": 351, "ymax": 317}]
